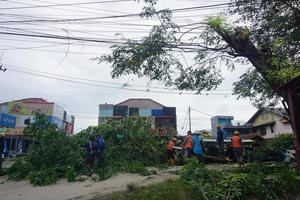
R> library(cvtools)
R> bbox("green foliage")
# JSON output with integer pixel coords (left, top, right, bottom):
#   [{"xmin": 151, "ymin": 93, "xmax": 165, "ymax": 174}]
[
  {"xmin": 252, "ymin": 134, "xmax": 293, "ymax": 161},
  {"xmin": 233, "ymin": 68, "xmax": 282, "ymax": 108},
  {"xmin": 8, "ymin": 159, "xmax": 32, "ymax": 181},
  {"xmin": 181, "ymin": 160, "xmax": 300, "ymax": 200},
  {"xmin": 28, "ymin": 168, "xmax": 58, "ymax": 186},
  {"xmin": 8, "ymin": 113, "xmax": 166, "ymax": 186}
]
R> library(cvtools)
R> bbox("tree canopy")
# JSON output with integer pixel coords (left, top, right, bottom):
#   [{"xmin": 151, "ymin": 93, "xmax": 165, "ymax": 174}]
[{"xmin": 95, "ymin": 0, "xmax": 300, "ymax": 108}]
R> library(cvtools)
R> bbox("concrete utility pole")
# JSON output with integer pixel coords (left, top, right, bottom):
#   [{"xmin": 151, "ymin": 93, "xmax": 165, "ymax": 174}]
[{"xmin": 188, "ymin": 106, "xmax": 191, "ymax": 132}]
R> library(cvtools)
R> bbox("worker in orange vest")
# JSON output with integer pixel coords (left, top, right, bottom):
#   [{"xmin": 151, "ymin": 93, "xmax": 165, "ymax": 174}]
[
  {"xmin": 183, "ymin": 131, "xmax": 193, "ymax": 158},
  {"xmin": 167, "ymin": 138, "xmax": 177, "ymax": 166},
  {"xmin": 231, "ymin": 131, "xmax": 244, "ymax": 166}
]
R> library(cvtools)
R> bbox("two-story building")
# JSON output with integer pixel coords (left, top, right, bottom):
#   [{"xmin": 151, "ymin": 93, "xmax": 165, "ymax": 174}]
[{"xmin": 98, "ymin": 98, "xmax": 177, "ymax": 136}]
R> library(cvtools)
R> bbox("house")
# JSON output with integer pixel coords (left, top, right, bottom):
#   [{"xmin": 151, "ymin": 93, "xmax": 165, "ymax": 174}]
[
  {"xmin": 98, "ymin": 98, "xmax": 177, "ymax": 136},
  {"xmin": 211, "ymin": 116, "xmax": 251, "ymax": 138},
  {"xmin": 246, "ymin": 108, "xmax": 293, "ymax": 139}
]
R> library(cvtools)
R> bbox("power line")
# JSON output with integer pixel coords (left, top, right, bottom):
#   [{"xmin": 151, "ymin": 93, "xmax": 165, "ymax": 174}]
[
  {"xmin": 4, "ymin": 64, "xmax": 233, "ymax": 93},
  {"xmin": 0, "ymin": 2, "xmax": 234, "ymax": 24},
  {"xmin": 1, "ymin": 0, "xmax": 132, "ymax": 10},
  {"xmin": 2, "ymin": 63, "xmax": 233, "ymax": 96},
  {"xmin": 190, "ymin": 108, "xmax": 213, "ymax": 117}
]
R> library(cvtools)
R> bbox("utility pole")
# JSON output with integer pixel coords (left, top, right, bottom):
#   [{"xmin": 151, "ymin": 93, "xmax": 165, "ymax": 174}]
[{"xmin": 188, "ymin": 106, "xmax": 191, "ymax": 132}]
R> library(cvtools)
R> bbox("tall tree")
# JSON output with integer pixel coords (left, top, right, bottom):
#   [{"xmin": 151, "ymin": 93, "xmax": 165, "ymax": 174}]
[{"xmin": 95, "ymin": 0, "xmax": 300, "ymax": 108}]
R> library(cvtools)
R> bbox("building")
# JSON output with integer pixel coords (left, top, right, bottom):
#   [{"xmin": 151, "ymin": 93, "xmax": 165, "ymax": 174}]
[
  {"xmin": 0, "ymin": 98, "xmax": 75, "ymax": 155},
  {"xmin": 98, "ymin": 98, "xmax": 177, "ymax": 136},
  {"xmin": 211, "ymin": 115, "xmax": 251, "ymax": 138},
  {"xmin": 246, "ymin": 108, "xmax": 293, "ymax": 139}
]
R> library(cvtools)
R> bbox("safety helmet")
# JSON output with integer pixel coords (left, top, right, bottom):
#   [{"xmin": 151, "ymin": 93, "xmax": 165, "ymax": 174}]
[
  {"xmin": 216, "ymin": 124, "xmax": 221, "ymax": 128},
  {"xmin": 234, "ymin": 131, "xmax": 239, "ymax": 135},
  {"xmin": 173, "ymin": 137, "xmax": 178, "ymax": 142}
]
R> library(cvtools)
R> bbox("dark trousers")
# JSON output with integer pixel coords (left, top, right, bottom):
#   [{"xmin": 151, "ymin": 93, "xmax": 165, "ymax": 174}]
[
  {"xmin": 233, "ymin": 148, "xmax": 243, "ymax": 164},
  {"xmin": 186, "ymin": 148, "xmax": 193, "ymax": 158},
  {"xmin": 85, "ymin": 153, "xmax": 96, "ymax": 168},
  {"xmin": 218, "ymin": 141, "xmax": 224, "ymax": 155},
  {"xmin": 167, "ymin": 149, "xmax": 174, "ymax": 159}
]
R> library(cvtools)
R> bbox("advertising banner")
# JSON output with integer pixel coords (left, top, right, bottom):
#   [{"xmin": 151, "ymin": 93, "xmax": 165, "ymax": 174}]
[
  {"xmin": 8, "ymin": 101, "xmax": 53, "ymax": 116},
  {"xmin": 0, "ymin": 113, "xmax": 16, "ymax": 128},
  {"xmin": 15, "ymin": 116, "xmax": 35, "ymax": 127}
]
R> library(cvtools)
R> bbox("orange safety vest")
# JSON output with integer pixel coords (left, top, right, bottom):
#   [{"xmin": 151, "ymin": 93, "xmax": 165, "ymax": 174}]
[
  {"xmin": 167, "ymin": 141, "xmax": 174, "ymax": 150},
  {"xmin": 231, "ymin": 135, "xmax": 242, "ymax": 148},
  {"xmin": 185, "ymin": 135, "xmax": 193, "ymax": 148}
]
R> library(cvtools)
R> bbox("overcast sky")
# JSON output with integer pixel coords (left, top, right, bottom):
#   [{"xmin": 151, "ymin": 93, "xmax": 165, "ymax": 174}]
[{"xmin": 0, "ymin": 0, "xmax": 258, "ymax": 134}]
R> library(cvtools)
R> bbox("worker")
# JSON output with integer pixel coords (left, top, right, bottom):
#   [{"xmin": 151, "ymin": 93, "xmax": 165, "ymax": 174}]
[
  {"xmin": 183, "ymin": 131, "xmax": 193, "ymax": 158},
  {"xmin": 176, "ymin": 139, "xmax": 184, "ymax": 165},
  {"xmin": 166, "ymin": 138, "xmax": 177, "ymax": 166},
  {"xmin": 193, "ymin": 132, "xmax": 205, "ymax": 163},
  {"xmin": 84, "ymin": 136, "xmax": 98, "ymax": 175},
  {"xmin": 231, "ymin": 131, "xmax": 244, "ymax": 166},
  {"xmin": 216, "ymin": 125, "xmax": 226, "ymax": 156}
]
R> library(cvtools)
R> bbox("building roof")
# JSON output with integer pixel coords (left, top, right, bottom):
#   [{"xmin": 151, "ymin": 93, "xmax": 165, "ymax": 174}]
[
  {"xmin": 247, "ymin": 108, "xmax": 289, "ymax": 124},
  {"xmin": 0, "ymin": 98, "xmax": 53, "ymax": 105},
  {"xmin": 211, "ymin": 115, "xmax": 234, "ymax": 119},
  {"xmin": 115, "ymin": 98, "xmax": 165, "ymax": 109}
]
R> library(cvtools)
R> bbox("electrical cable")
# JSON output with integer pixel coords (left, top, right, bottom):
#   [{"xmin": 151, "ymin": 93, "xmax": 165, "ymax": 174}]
[
  {"xmin": 0, "ymin": 2, "xmax": 235, "ymax": 24},
  {"xmin": 2, "ymin": 63, "xmax": 233, "ymax": 95},
  {"xmin": 1, "ymin": 0, "xmax": 133, "ymax": 10}
]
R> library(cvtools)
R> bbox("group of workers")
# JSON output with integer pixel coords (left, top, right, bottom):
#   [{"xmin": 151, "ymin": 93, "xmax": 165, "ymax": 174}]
[
  {"xmin": 167, "ymin": 125, "xmax": 244, "ymax": 166},
  {"xmin": 83, "ymin": 135, "xmax": 105, "ymax": 175},
  {"xmin": 167, "ymin": 130, "xmax": 205, "ymax": 166}
]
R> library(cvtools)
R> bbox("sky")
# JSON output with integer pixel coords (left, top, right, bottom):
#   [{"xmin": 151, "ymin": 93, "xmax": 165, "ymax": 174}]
[{"xmin": 0, "ymin": 0, "xmax": 258, "ymax": 134}]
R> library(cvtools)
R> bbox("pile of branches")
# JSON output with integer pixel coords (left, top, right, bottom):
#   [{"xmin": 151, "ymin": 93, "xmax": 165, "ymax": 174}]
[{"xmin": 7, "ymin": 113, "xmax": 167, "ymax": 186}]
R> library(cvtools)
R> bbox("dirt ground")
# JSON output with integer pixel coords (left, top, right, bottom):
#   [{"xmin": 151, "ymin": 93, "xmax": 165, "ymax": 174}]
[
  {"xmin": 0, "ymin": 167, "xmax": 180, "ymax": 200},
  {"xmin": 0, "ymin": 162, "xmax": 244, "ymax": 200}
]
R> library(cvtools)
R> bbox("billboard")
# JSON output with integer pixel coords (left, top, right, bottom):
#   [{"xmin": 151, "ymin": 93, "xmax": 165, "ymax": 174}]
[
  {"xmin": 0, "ymin": 113, "xmax": 16, "ymax": 128},
  {"xmin": 8, "ymin": 101, "xmax": 53, "ymax": 116},
  {"xmin": 47, "ymin": 116, "xmax": 64, "ymax": 129}
]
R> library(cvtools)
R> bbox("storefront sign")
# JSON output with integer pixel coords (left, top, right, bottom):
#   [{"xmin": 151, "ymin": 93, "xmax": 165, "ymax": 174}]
[
  {"xmin": 2, "ymin": 127, "xmax": 25, "ymax": 135},
  {"xmin": 0, "ymin": 113, "xmax": 16, "ymax": 128}
]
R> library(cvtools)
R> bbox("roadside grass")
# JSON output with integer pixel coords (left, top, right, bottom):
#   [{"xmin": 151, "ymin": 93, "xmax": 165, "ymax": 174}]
[{"xmin": 105, "ymin": 179, "xmax": 200, "ymax": 200}]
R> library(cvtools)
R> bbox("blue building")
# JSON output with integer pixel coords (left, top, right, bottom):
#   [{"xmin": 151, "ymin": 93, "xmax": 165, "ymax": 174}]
[{"xmin": 211, "ymin": 115, "xmax": 251, "ymax": 138}]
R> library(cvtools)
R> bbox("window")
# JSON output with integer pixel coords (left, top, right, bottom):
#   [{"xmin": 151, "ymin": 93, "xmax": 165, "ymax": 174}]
[
  {"xmin": 260, "ymin": 127, "xmax": 267, "ymax": 136},
  {"xmin": 270, "ymin": 124, "xmax": 274, "ymax": 133}
]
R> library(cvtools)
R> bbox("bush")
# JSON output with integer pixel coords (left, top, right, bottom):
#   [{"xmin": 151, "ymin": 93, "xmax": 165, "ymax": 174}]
[{"xmin": 180, "ymin": 159, "xmax": 300, "ymax": 200}]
